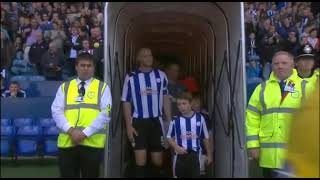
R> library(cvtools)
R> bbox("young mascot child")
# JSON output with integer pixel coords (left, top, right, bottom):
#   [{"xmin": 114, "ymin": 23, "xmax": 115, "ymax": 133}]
[{"xmin": 167, "ymin": 92, "xmax": 212, "ymax": 178}]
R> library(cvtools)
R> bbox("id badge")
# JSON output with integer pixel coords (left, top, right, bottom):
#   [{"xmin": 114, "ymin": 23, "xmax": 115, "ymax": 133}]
[
  {"xmin": 284, "ymin": 85, "xmax": 295, "ymax": 93},
  {"xmin": 75, "ymin": 96, "xmax": 84, "ymax": 102},
  {"xmin": 284, "ymin": 85, "xmax": 290, "ymax": 92}
]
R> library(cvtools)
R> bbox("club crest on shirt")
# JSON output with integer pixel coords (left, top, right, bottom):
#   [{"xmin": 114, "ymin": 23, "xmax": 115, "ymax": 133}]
[
  {"xmin": 291, "ymin": 90, "xmax": 300, "ymax": 99},
  {"xmin": 87, "ymin": 91, "xmax": 95, "ymax": 99}
]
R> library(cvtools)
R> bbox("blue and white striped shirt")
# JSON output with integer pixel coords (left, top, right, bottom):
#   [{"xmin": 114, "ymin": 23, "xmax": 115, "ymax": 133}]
[
  {"xmin": 167, "ymin": 112, "xmax": 209, "ymax": 152},
  {"xmin": 121, "ymin": 68, "xmax": 169, "ymax": 119}
]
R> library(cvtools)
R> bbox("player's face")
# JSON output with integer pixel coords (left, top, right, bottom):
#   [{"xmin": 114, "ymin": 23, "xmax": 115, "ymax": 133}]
[
  {"xmin": 138, "ymin": 49, "xmax": 153, "ymax": 68},
  {"xmin": 191, "ymin": 98, "xmax": 201, "ymax": 112}
]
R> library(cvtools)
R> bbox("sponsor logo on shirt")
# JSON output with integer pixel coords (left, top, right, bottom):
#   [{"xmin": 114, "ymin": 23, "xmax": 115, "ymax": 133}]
[
  {"xmin": 140, "ymin": 87, "xmax": 158, "ymax": 95},
  {"xmin": 180, "ymin": 131, "xmax": 198, "ymax": 140}
]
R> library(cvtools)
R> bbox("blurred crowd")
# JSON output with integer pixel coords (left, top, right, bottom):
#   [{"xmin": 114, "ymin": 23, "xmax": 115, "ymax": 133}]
[
  {"xmin": 244, "ymin": 2, "xmax": 320, "ymax": 100},
  {"xmin": 1, "ymin": 2, "xmax": 105, "ymax": 83}
]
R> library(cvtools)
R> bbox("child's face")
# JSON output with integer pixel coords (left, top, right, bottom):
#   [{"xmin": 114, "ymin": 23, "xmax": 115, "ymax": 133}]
[
  {"xmin": 177, "ymin": 99, "xmax": 192, "ymax": 115},
  {"xmin": 82, "ymin": 40, "xmax": 90, "ymax": 49},
  {"xmin": 191, "ymin": 98, "xmax": 201, "ymax": 112},
  {"xmin": 9, "ymin": 84, "xmax": 19, "ymax": 94}
]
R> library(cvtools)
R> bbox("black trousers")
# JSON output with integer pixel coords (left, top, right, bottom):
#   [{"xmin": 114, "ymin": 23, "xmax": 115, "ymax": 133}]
[
  {"xmin": 58, "ymin": 145, "xmax": 104, "ymax": 178},
  {"xmin": 262, "ymin": 167, "xmax": 278, "ymax": 178},
  {"xmin": 174, "ymin": 151, "xmax": 200, "ymax": 178}
]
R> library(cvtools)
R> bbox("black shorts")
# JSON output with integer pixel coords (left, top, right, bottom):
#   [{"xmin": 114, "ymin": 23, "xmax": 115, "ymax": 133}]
[
  {"xmin": 131, "ymin": 117, "xmax": 164, "ymax": 152},
  {"xmin": 173, "ymin": 151, "xmax": 200, "ymax": 178}
]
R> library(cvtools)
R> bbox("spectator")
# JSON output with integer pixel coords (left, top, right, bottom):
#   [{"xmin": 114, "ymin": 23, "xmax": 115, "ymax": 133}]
[
  {"xmin": 52, "ymin": 2, "xmax": 60, "ymax": 13},
  {"xmin": 90, "ymin": 26, "xmax": 104, "ymax": 80},
  {"xmin": 2, "ymin": 81, "xmax": 26, "ymax": 98},
  {"xmin": 44, "ymin": 21, "xmax": 67, "ymax": 53},
  {"xmin": 14, "ymin": 35, "xmax": 23, "ymax": 52},
  {"xmin": 80, "ymin": 17, "xmax": 90, "ymax": 33},
  {"xmin": 276, "ymin": 17, "xmax": 296, "ymax": 39},
  {"xmin": 60, "ymin": 3, "xmax": 68, "ymax": 17},
  {"xmin": 41, "ymin": 42, "xmax": 65, "ymax": 80},
  {"xmin": 18, "ymin": 15, "xmax": 31, "ymax": 42},
  {"xmin": 261, "ymin": 25, "xmax": 283, "ymax": 64},
  {"xmin": 8, "ymin": 2, "xmax": 20, "ymax": 40},
  {"xmin": 308, "ymin": 28, "xmax": 319, "ymax": 51},
  {"xmin": 246, "ymin": 53, "xmax": 263, "ymax": 80},
  {"xmin": 51, "ymin": 12, "xmax": 60, "ymax": 24},
  {"xmin": 28, "ymin": 31, "xmax": 49, "ymax": 74},
  {"xmin": 79, "ymin": 26, "xmax": 89, "ymax": 40},
  {"xmin": 300, "ymin": 33, "xmax": 313, "ymax": 47},
  {"xmin": 39, "ymin": 13, "xmax": 53, "ymax": 32},
  {"xmin": 79, "ymin": 38, "xmax": 94, "ymax": 55},
  {"xmin": 25, "ymin": 17, "xmax": 41, "ymax": 47},
  {"xmin": 63, "ymin": 26, "xmax": 82, "ymax": 78},
  {"xmin": 44, "ymin": 4, "xmax": 53, "ymax": 19},
  {"xmin": 257, "ymin": 18, "xmax": 271, "ymax": 49},
  {"xmin": 24, "ymin": 17, "xmax": 42, "ymax": 63},
  {"xmin": 297, "ymin": 7, "xmax": 313, "ymax": 35},
  {"xmin": 1, "ymin": 4, "xmax": 12, "ymax": 39},
  {"xmin": 247, "ymin": 32, "xmax": 259, "ymax": 56},
  {"xmin": 1, "ymin": 29, "xmax": 15, "ymax": 70},
  {"xmin": 1, "ymin": 71, "xmax": 5, "ymax": 95},
  {"xmin": 282, "ymin": 30, "xmax": 300, "ymax": 56},
  {"xmin": 11, "ymin": 49, "xmax": 35, "ymax": 75},
  {"xmin": 267, "ymin": 3, "xmax": 278, "ymax": 24},
  {"xmin": 34, "ymin": 12, "xmax": 42, "ymax": 26},
  {"xmin": 246, "ymin": 53, "xmax": 263, "ymax": 101}
]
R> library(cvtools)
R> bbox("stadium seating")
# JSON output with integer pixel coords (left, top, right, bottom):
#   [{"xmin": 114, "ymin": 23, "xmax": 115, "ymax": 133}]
[
  {"xmin": 1, "ymin": 118, "xmax": 11, "ymax": 126},
  {"xmin": 1, "ymin": 97, "xmax": 55, "ymax": 118},
  {"xmin": 38, "ymin": 118, "xmax": 56, "ymax": 128},
  {"xmin": 28, "ymin": 75, "xmax": 46, "ymax": 81},
  {"xmin": 1, "ymin": 96, "xmax": 59, "ymax": 158},
  {"xmin": 10, "ymin": 75, "xmax": 46, "ymax": 82},
  {"xmin": 1, "ymin": 126, "xmax": 15, "ymax": 156},
  {"xmin": 10, "ymin": 75, "xmax": 28, "ymax": 81},
  {"xmin": 16, "ymin": 126, "xmax": 42, "ymax": 156},
  {"xmin": 11, "ymin": 81, "xmax": 61, "ymax": 97},
  {"xmin": 13, "ymin": 118, "xmax": 34, "ymax": 128},
  {"xmin": 42, "ymin": 126, "xmax": 59, "ymax": 156}
]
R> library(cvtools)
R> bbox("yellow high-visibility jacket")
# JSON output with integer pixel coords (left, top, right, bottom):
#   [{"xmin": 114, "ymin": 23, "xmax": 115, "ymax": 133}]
[
  {"xmin": 299, "ymin": 70, "xmax": 319, "ymax": 97},
  {"xmin": 246, "ymin": 70, "xmax": 306, "ymax": 168},
  {"xmin": 287, "ymin": 86, "xmax": 319, "ymax": 178},
  {"xmin": 58, "ymin": 78, "xmax": 108, "ymax": 148}
]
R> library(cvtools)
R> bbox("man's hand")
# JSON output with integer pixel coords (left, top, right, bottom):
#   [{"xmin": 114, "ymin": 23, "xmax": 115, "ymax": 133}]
[
  {"xmin": 206, "ymin": 154, "xmax": 213, "ymax": 165},
  {"xmin": 70, "ymin": 128, "xmax": 87, "ymax": 144},
  {"xmin": 126, "ymin": 125, "xmax": 138, "ymax": 142},
  {"xmin": 174, "ymin": 145, "xmax": 188, "ymax": 155},
  {"xmin": 10, "ymin": 91, "xmax": 18, "ymax": 97},
  {"xmin": 249, "ymin": 148, "xmax": 260, "ymax": 160}
]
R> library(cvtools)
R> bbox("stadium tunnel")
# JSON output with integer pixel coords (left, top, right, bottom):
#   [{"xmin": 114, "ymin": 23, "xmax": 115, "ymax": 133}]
[{"xmin": 103, "ymin": 2, "xmax": 248, "ymax": 178}]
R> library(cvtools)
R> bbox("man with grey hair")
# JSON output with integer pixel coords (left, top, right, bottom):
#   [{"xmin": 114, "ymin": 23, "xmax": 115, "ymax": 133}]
[{"xmin": 246, "ymin": 51, "xmax": 307, "ymax": 178}]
